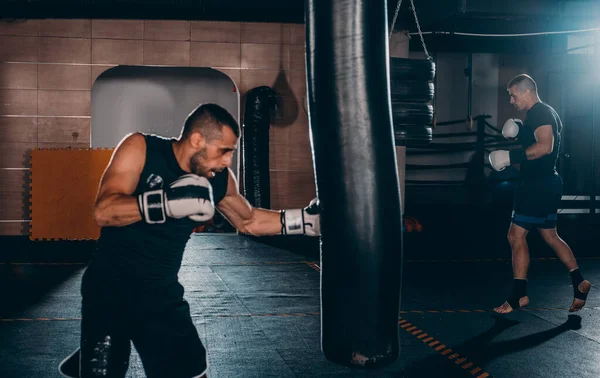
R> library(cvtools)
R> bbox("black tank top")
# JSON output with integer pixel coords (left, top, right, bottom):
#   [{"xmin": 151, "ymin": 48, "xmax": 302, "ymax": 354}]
[{"xmin": 85, "ymin": 133, "xmax": 228, "ymax": 293}]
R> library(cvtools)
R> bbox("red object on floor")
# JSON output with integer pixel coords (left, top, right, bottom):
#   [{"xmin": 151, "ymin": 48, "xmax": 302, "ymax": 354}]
[{"xmin": 403, "ymin": 216, "xmax": 423, "ymax": 232}]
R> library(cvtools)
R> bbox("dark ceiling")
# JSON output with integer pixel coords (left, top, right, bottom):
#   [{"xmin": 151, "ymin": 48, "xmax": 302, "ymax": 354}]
[{"xmin": 1, "ymin": 0, "xmax": 598, "ymax": 53}]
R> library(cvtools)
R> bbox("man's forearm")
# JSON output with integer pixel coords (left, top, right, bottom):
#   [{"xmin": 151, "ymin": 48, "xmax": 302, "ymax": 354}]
[
  {"xmin": 243, "ymin": 208, "xmax": 283, "ymax": 236},
  {"xmin": 93, "ymin": 193, "xmax": 142, "ymax": 227},
  {"xmin": 510, "ymin": 142, "xmax": 552, "ymax": 164},
  {"xmin": 525, "ymin": 142, "xmax": 552, "ymax": 160}
]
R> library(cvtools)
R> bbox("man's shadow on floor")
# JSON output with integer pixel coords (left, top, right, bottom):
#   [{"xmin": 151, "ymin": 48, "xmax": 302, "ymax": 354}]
[{"xmin": 397, "ymin": 314, "xmax": 582, "ymax": 378}]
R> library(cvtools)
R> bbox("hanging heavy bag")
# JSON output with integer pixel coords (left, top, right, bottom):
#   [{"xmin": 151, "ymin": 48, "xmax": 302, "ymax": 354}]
[{"xmin": 242, "ymin": 86, "xmax": 278, "ymax": 209}]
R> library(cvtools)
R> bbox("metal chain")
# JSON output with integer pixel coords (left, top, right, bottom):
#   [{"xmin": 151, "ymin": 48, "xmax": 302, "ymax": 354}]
[
  {"xmin": 389, "ymin": 0, "xmax": 403, "ymax": 41},
  {"xmin": 409, "ymin": 0, "xmax": 432, "ymax": 60}
]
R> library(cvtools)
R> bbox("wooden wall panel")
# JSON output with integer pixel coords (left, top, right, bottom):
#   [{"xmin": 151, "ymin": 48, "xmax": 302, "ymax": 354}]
[
  {"xmin": 38, "ymin": 118, "xmax": 90, "ymax": 144},
  {"xmin": 0, "ymin": 20, "xmax": 38, "ymax": 36},
  {"xmin": 0, "ymin": 63, "xmax": 37, "ymax": 89},
  {"xmin": 0, "ymin": 222, "xmax": 28, "ymax": 236},
  {"xmin": 38, "ymin": 64, "xmax": 92, "ymax": 90},
  {"xmin": 191, "ymin": 21, "xmax": 241, "ymax": 43},
  {"xmin": 0, "ymin": 170, "xmax": 30, "ymax": 220},
  {"xmin": 143, "ymin": 41, "xmax": 190, "ymax": 66},
  {"xmin": 287, "ymin": 24, "xmax": 305, "ymax": 45},
  {"xmin": 241, "ymin": 44, "xmax": 282, "ymax": 69},
  {"xmin": 191, "ymin": 42, "xmax": 241, "ymax": 68},
  {"xmin": 92, "ymin": 39, "xmax": 144, "ymax": 65},
  {"xmin": 287, "ymin": 123, "xmax": 313, "ymax": 173},
  {"xmin": 0, "ymin": 89, "xmax": 37, "ymax": 115},
  {"xmin": 0, "ymin": 18, "xmax": 314, "ymax": 235},
  {"xmin": 269, "ymin": 171, "xmax": 316, "ymax": 210},
  {"xmin": 0, "ymin": 117, "xmax": 37, "ymax": 143},
  {"xmin": 38, "ymin": 90, "xmax": 90, "ymax": 116},
  {"xmin": 241, "ymin": 23, "xmax": 283, "ymax": 44},
  {"xmin": 239, "ymin": 69, "xmax": 280, "ymax": 93},
  {"xmin": 285, "ymin": 45, "xmax": 305, "ymax": 71},
  {"xmin": 268, "ymin": 126, "xmax": 290, "ymax": 171},
  {"xmin": 0, "ymin": 142, "xmax": 36, "ymax": 168},
  {"xmin": 38, "ymin": 37, "xmax": 91, "ymax": 64},
  {"xmin": 0, "ymin": 36, "xmax": 38, "ymax": 62},
  {"xmin": 144, "ymin": 20, "xmax": 191, "ymax": 41},
  {"xmin": 38, "ymin": 20, "xmax": 91, "ymax": 38},
  {"xmin": 91, "ymin": 20, "xmax": 144, "ymax": 40}
]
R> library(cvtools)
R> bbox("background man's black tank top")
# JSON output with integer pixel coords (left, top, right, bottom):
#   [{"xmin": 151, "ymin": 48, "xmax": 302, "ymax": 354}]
[{"xmin": 85, "ymin": 133, "xmax": 228, "ymax": 292}]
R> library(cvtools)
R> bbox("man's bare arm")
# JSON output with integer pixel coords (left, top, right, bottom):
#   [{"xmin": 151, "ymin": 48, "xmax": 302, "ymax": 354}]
[
  {"xmin": 216, "ymin": 169, "xmax": 282, "ymax": 236},
  {"xmin": 93, "ymin": 133, "xmax": 146, "ymax": 227},
  {"xmin": 525, "ymin": 125, "xmax": 554, "ymax": 160}
]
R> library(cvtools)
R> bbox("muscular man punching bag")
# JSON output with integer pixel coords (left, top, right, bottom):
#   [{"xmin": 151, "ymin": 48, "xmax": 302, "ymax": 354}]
[{"xmin": 306, "ymin": 0, "xmax": 404, "ymax": 369}]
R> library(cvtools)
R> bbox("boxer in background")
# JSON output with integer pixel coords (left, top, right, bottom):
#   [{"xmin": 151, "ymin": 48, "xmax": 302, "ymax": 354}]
[{"xmin": 489, "ymin": 74, "xmax": 591, "ymax": 314}]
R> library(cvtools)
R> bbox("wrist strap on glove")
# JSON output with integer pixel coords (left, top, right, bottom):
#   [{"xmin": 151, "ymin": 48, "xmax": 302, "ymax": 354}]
[
  {"xmin": 138, "ymin": 189, "xmax": 166, "ymax": 224},
  {"xmin": 281, "ymin": 209, "xmax": 304, "ymax": 235},
  {"xmin": 509, "ymin": 148, "xmax": 527, "ymax": 164}
]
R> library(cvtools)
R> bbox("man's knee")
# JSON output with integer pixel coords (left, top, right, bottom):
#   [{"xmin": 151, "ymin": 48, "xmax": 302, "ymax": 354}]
[
  {"xmin": 507, "ymin": 224, "xmax": 528, "ymax": 247},
  {"xmin": 508, "ymin": 233, "xmax": 525, "ymax": 248},
  {"xmin": 538, "ymin": 227, "xmax": 561, "ymax": 245}
]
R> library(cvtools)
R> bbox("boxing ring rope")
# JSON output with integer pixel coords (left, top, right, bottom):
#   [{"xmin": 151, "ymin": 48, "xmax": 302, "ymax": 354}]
[
  {"xmin": 405, "ymin": 114, "xmax": 521, "ymax": 190},
  {"xmin": 404, "ymin": 111, "xmax": 600, "ymax": 215}
]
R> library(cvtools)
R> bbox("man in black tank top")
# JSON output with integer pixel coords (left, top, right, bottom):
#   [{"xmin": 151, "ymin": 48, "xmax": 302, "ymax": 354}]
[
  {"xmin": 488, "ymin": 74, "xmax": 591, "ymax": 315},
  {"xmin": 59, "ymin": 104, "xmax": 320, "ymax": 378}
]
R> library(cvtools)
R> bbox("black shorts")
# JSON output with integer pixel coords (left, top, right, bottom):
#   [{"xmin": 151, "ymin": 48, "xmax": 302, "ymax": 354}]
[
  {"xmin": 80, "ymin": 273, "xmax": 207, "ymax": 378},
  {"xmin": 512, "ymin": 173, "xmax": 563, "ymax": 230}
]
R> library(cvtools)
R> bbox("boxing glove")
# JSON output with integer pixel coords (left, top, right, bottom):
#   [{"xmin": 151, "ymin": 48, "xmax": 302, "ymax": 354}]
[
  {"xmin": 281, "ymin": 198, "xmax": 321, "ymax": 236},
  {"xmin": 502, "ymin": 118, "xmax": 522, "ymax": 139},
  {"xmin": 489, "ymin": 150, "xmax": 511, "ymax": 171},
  {"xmin": 138, "ymin": 174, "xmax": 215, "ymax": 224},
  {"xmin": 489, "ymin": 149, "xmax": 527, "ymax": 171}
]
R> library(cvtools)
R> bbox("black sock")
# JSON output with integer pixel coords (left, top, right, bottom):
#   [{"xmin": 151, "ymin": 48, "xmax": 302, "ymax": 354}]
[
  {"xmin": 569, "ymin": 268, "xmax": 584, "ymax": 288},
  {"xmin": 512, "ymin": 278, "xmax": 527, "ymax": 298},
  {"xmin": 507, "ymin": 278, "xmax": 527, "ymax": 308}
]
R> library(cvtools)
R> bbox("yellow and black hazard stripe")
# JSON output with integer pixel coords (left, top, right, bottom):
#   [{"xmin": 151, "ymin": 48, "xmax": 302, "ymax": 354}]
[{"xmin": 399, "ymin": 318, "xmax": 492, "ymax": 377}]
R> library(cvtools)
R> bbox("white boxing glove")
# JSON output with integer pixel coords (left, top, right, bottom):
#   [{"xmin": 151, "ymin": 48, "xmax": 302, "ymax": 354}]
[
  {"xmin": 281, "ymin": 198, "xmax": 321, "ymax": 237},
  {"xmin": 138, "ymin": 174, "xmax": 215, "ymax": 224},
  {"xmin": 489, "ymin": 150, "xmax": 511, "ymax": 171},
  {"xmin": 502, "ymin": 118, "xmax": 522, "ymax": 139}
]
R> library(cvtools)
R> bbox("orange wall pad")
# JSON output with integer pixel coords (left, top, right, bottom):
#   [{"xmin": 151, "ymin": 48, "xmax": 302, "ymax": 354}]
[{"xmin": 30, "ymin": 148, "xmax": 114, "ymax": 240}]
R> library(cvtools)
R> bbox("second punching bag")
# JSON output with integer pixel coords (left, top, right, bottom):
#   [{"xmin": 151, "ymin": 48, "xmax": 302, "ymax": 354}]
[
  {"xmin": 242, "ymin": 86, "xmax": 279, "ymax": 209},
  {"xmin": 305, "ymin": 0, "xmax": 404, "ymax": 369}
]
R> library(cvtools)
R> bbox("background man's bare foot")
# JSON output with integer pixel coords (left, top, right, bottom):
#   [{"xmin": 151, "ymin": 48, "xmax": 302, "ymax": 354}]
[
  {"xmin": 493, "ymin": 296, "xmax": 529, "ymax": 314},
  {"xmin": 569, "ymin": 280, "xmax": 591, "ymax": 312}
]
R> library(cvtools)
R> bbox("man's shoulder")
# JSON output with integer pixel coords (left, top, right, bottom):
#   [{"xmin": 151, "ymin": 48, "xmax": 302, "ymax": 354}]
[
  {"xmin": 114, "ymin": 132, "xmax": 146, "ymax": 154},
  {"xmin": 539, "ymin": 102, "xmax": 557, "ymax": 114},
  {"xmin": 114, "ymin": 132, "xmax": 172, "ymax": 162},
  {"xmin": 212, "ymin": 168, "xmax": 231, "ymax": 183},
  {"xmin": 211, "ymin": 168, "xmax": 233, "ymax": 204},
  {"xmin": 529, "ymin": 102, "xmax": 556, "ymax": 117},
  {"xmin": 526, "ymin": 102, "xmax": 557, "ymax": 126},
  {"xmin": 138, "ymin": 132, "xmax": 173, "ymax": 142}
]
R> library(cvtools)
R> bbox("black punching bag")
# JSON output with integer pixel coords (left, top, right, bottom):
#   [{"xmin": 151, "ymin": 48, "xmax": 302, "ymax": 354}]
[
  {"xmin": 242, "ymin": 86, "xmax": 279, "ymax": 209},
  {"xmin": 306, "ymin": 0, "xmax": 404, "ymax": 369}
]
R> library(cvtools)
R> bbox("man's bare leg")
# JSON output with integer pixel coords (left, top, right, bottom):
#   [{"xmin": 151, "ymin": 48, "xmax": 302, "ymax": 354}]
[
  {"xmin": 494, "ymin": 223, "xmax": 530, "ymax": 314},
  {"xmin": 537, "ymin": 227, "xmax": 591, "ymax": 312}
]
